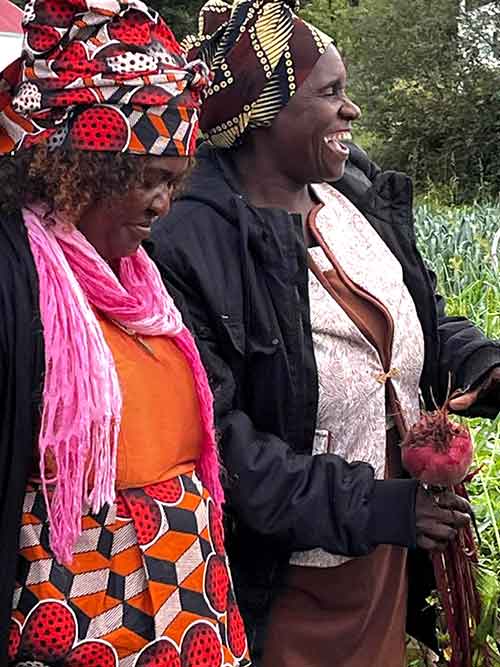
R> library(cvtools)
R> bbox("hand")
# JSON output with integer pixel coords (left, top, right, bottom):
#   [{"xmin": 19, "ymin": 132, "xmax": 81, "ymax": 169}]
[
  {"xmin": 415, "ymin": 486, "xmax": 472, "ymax": 551},
  {"xmin": 449, "ymin": 367, "xmax": 500, "ymax": 412}
]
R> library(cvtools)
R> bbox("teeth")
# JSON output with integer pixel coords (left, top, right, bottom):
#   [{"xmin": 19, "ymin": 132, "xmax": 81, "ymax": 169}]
[
  {"xmin": 325, "ymin": 131, "xmax": 352, "ymax": 144},
  {"xmin": 336, "ymin": 131, "xmax": 352, "ymax": 142}
]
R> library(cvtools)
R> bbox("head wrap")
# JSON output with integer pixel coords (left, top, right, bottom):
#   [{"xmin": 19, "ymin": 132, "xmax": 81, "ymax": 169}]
[
  {"xmin": 183, "ymin": 0, "xmax": 332, "ymax": 148},
  {"xmin": 0, "ymin": 0, "xmax": 211, "ymax": 156}
]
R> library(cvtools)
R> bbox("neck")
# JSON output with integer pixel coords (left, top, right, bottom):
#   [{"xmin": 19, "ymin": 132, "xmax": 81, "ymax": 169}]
[{"xmin": 230, "ymin": 140, "xmax": 313, "ymax": 216}]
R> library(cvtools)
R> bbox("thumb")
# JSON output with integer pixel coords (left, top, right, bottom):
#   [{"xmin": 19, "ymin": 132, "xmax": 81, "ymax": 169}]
[{"xmin": 449, "ymin": 389, "xmax": 479, "ymax": 411}]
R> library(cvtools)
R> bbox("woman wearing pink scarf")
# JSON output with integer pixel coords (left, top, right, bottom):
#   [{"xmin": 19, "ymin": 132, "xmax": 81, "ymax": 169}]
[{"xmin": 0, "ymin": 2, "xmax": 249, "ymax": 665}]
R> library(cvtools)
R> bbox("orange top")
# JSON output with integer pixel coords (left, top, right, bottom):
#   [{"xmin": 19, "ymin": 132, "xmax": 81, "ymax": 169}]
[{"xmin": 97, "ymin": 314, "xmax": 203, "ymax": 489}]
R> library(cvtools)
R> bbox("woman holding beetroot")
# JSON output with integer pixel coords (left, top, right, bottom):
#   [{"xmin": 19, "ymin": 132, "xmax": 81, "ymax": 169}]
[{"xmin": 150, "ymin": 1, "xmax": 500, "ymax": 666}]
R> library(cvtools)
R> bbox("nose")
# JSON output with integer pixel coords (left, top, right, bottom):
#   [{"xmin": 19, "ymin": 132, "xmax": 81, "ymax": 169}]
[
  {"xmin": 151, "ymin": 182, "xmax": 173, "ymax": 218},
  {"xmin": 340, "ymin": 96, "xmax": 361, "ymax": 121}
]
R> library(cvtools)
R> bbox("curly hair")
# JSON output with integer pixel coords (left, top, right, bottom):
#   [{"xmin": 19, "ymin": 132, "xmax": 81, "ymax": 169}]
[{"xmin": 0, "ymin": 146, "xmax": 159, "ymax": 220}]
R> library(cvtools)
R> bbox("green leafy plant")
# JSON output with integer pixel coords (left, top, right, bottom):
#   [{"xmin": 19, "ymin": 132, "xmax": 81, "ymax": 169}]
[{"xmin": 412, "ymin": 200, "xmax": 500, "ymax": 665}]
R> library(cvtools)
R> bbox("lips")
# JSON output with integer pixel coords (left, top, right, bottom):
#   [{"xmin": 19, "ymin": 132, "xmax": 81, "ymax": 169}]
[
  {"xmin": 128, "ymin": 221, "xmax": 153, "ymax": 242},
  {"xmin": 324, "ymin": 130, "xmax": 352, "ymax": 158}
]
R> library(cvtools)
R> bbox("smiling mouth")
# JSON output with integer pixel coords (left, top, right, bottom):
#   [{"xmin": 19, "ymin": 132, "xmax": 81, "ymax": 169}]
[
  {"xmin": 128, "ymin": 221, "xmax": 154, "ymax": 242},
  {"xmin": 324, "ymin": 131, "xmax": 352, "ymax": 156}
]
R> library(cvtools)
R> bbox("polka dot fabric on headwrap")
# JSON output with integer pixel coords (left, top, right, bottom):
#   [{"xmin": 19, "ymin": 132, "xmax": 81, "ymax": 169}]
[
  {"xmin": 183, "ymin": 0, "xmax": 332, "ymax": 148},
  {"xmin": 0, "ymin": 0, "xmax": 210, "ymax": 156}
]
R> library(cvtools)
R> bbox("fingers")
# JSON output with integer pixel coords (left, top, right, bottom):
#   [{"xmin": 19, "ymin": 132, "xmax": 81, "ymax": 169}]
[
  {"xmin": 419, "ymin": 517, "xmax": 457, "ymax": 542},
  {"xmin": 449, "ymin": 389, "xmax": 479, "ymax": 411},
  {"xmin": 435, "ymin": 490, "xmax": 473, "ymax": 517},
  {"xmin": 417, "ymin": 534, "xmax": 452, "ymax": 552},
  {"xmin": 414, "ymin": 486, "xmax": 471, "ymax": 552},
  {"xmin": 449, "ymin": 367, "xmax": 500, "ymax": 411}
]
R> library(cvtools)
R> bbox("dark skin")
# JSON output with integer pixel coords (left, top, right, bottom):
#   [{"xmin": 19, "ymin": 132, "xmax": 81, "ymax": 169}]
[
  {"xmin": 231, "ymin": 44, "xmax": 360, "ymax": 226},
  {"xmin": 77, "ymin": 155, "xmax": 189, "ymax": 268},
  {"xmin": 231, "ymin": 44, "xmax": 475, "ymax": 550}
]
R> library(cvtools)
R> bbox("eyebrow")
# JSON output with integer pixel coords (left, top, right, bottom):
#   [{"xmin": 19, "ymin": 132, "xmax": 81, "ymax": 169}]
[{"xmin": 146, "ymin": 165, "xmax": 174, "ymax": 177}]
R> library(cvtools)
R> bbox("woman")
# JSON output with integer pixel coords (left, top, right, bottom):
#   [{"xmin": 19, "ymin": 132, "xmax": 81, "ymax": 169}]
[
  {"xmin": 0, "ymin": 2, "xmax": 250, "ymax": 666},
  {"xmin": 149, "ymin": 1, "xmax": 500, "ymax": 666}
]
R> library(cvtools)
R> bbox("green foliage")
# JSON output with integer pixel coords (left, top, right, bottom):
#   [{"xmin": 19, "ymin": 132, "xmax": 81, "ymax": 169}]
[
  {"xmin": 148, "ymin": 0, "xmax": 202, "ymax": 40},
  {"xmin": 10, "ymin": 0, "xmax": 499, "ymax": 198},
  {"xmin": 412, "ymin": 200, "xmax": 500, "ymax": 664},
  {"xmin": 301, "ymin": 0, "xmax": 500, "ymax": 201}
]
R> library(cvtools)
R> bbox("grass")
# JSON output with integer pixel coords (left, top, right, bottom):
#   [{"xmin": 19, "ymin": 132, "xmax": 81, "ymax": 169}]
[{"xmin": 407, "ymin": 200, "xmax": 500, "ymax": 665}]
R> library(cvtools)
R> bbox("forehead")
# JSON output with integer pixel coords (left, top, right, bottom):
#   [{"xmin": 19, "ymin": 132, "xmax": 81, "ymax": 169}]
[
  {"xmin": 299, "ymin": 44, "xmax": 346, "ymax": 92},
  {"xmin": 144, "ymin": 156, "xmax": 189, "ymax": 174}
]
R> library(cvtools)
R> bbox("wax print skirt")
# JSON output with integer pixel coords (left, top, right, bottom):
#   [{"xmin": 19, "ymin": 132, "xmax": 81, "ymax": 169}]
[{"xmin": 9, "ymin": 472, "xmax": 251, "ymax": 667}]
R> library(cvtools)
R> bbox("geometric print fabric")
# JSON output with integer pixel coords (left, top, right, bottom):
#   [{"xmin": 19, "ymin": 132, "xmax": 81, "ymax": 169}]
[
  {"xmin": 10, "ymin": 472, "xmax": 251, "ymax": 666},
  {"xmin": 0, "ymin": 0, "xmax": 208, "ymax": 156}
]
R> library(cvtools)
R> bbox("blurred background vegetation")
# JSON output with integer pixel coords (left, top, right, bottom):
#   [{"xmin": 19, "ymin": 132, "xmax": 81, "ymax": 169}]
[{"xmin": 11, "ymin": 0, "xmax": 499, "ymax": 200}]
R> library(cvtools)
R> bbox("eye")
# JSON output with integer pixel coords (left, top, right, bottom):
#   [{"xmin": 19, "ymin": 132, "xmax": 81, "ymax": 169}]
[
  {"xmin": 324, "ymin": 84, "xmax": 345, "ymax": 97},
  {"xmin": 142, "ymin": 169, "xmax": 174, "ymax": 191}
]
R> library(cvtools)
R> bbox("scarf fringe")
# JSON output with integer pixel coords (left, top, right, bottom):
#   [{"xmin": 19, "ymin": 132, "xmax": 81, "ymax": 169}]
[{"xmin": 25, "ymin": 207, "xmax": 223, "ymax": 564}]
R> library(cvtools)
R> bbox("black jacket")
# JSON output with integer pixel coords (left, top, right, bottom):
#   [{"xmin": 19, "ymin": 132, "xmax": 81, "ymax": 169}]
[
  {"xmin": 150, "ymin": 144, "xmax": 500, "ymax": 661},
  {"xmin": 0, "ymin": 212, "xmax": 44, "ymax": 663}
]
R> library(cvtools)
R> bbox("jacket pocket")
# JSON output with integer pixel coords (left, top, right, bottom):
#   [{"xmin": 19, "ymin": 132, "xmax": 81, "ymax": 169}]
[{"xmin": 195, "ymin": 316, "xmax": 246, "ymax": 356}]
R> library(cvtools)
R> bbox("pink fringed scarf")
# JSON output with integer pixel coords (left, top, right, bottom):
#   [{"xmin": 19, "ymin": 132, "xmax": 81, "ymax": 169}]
[{"xmin": 24, "ymin": 206, "xmax": 224, "ymax": 564}]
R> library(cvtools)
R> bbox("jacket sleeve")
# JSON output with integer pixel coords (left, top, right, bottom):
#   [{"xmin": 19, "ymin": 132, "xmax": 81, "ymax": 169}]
[
  {"xmin": 432, "ymin": 271, "xmax": 500, "ymax": 418},
  {"xmin": 0, "ymin": 214, "xmax": 45, "ymax": 665},
  {"xmin": 150, "ymin": 206, "xmax": 419, "ymax": 557}
]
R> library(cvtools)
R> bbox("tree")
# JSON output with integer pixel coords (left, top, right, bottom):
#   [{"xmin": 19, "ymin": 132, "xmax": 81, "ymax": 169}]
[
  {"xmin": 148, "ymin": 1, "xmax": 202, "ymax": 40},
  {"xmin": 10, "ymin": 0, "xmax": 500, "ymax": 198},
  {"xmin": 302, "ymin": 0, "xmax": 500, "ymax": 199}
]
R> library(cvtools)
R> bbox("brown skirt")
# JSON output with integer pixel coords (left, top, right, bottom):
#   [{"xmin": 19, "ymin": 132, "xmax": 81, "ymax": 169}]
[{"xmin": 262, "ymin": 545, "xmax": 408, "ymax": 667}]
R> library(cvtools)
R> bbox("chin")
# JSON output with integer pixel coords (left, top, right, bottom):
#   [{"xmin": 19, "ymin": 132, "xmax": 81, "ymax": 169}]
[
  {"xmin": 328, "ymin": 162, "xmax": 347, "ymax": 182},
  {"xmin": 316, "ymin": 159, "xmax": 347, "ymax": 184},
  {"xmin": 110, "ymin": 245, "xmax": 140, "ymax": 263},
  {"xmin": 124, "ymin": 243, "xmax": 142, "ymax": 257}
]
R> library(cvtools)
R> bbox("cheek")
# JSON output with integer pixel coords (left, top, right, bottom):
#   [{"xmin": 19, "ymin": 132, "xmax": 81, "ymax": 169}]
[{"xmin": 158, "ymin": 191, "xmax": 173, "ymax": 217}]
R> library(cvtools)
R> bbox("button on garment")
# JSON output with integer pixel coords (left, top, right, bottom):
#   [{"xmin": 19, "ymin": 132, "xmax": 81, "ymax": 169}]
[{"xmin": 291, "ymin": 183, "xmax": 424, "ymax": 569}]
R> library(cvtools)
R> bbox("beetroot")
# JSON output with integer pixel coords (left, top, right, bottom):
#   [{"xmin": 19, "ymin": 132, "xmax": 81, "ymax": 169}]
[
  {"xmin": 401, "ymin": 403, "xmax": 473, "ymax": 486},
  {"xmin": 402, "ymin": 399, "xmax": 489, "ymax": 667}
]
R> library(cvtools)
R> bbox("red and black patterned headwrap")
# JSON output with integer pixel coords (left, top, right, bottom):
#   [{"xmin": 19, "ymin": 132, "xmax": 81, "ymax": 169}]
[
  {"xmin": 183, "ymin": 0, "xmax": 333, "ymax": 148},
  {"xmin": 0, "ymin": 0, "xmax": 210, "ymax": 156}
]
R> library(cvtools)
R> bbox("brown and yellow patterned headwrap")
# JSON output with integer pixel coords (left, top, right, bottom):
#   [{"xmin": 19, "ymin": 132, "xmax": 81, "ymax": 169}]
[{"xmin": 183, "ymin": 0, "xmax": 332, "ymax": 148}]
